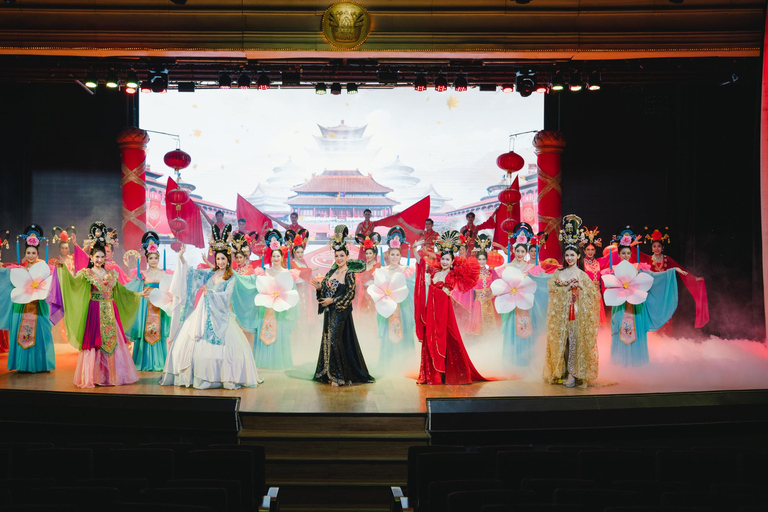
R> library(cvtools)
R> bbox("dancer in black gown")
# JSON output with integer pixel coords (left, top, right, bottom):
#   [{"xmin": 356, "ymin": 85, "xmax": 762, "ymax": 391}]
[{"xmin": 311, "ymin": 225, "xmax": 375, "ymax": 387}]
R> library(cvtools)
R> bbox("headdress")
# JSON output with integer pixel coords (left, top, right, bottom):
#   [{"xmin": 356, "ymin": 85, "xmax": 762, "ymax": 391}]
[
  {"xmin": 355, "ymin": 231, "xmax": 381, "ymax": 252},
  {"xmin": 330, "ymin": 225, "xmax": 350, "ymax": 252},
  {"xmin": 612, "ymin": 226, "xmax": 638, "ymax": 248},
  {"xmin": 0, "ymin": 230, "xmax": 9, "ymax": 250},
  {"xmin": 52, "ymin": 226, "xmax": 76, "ymax": 245},
  {"xmin": 473, "ymin": 233, "xmax": 492, "ymax": 254},
  {"xmin": 209, "ymin": 223, "xmax": 233, "ymax": 254},
  {"xmin": 141, "ymin": 231, "xmax": 161, "ymax": 255},
  {"xmin": 581, "ymin": 225, "xmax": 602, "ymax": 248},
  {"xmin": 231, "ymin": 232, "xmax": 249, "ymax": 255},
  {"xmin": 512, "ymin": 222, "xmax": 535, "ymax": 249},
  {"xmin": 19, "ymin": 224, "xmax": 45, "ymax": 249},
  {"xmin": 435, "ymin": 230, "xmax": 462, "ymax": 255},
  {"xmin": 558, "ymin": 214, "xmax": 586, "ymax": 250},
  {"xmin": 83, "ymin": 221, "xmax": 112, "ymax": 251},
  {"xmin": 286, "ymin": 228, "xmax": 310, "ymax": 250},
  {"xmin": 644, "ymin": 226, "xmax": 671, "ymax": 246},
  {"xmin": 386, "ymin": 226, "xmax": 407, "ymax": 250}
]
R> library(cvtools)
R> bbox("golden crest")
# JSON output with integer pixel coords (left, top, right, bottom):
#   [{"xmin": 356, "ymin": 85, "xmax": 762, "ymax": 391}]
[{"xmin": 322, "ymin": 1, "xmax": 372, "ymax": 50}]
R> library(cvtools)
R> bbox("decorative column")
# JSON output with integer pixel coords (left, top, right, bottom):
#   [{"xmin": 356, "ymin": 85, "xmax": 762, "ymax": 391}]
[
  {"xmin": 533, "ymin": 130, "xmax": 566, "ymax": 262},
  {"xmin": 117, "ymin": 128, "xmax": 150, "ymax": 252},
  {"xmin": 760, "ymin": 9, "xmax": 768, "ymax": 341}
]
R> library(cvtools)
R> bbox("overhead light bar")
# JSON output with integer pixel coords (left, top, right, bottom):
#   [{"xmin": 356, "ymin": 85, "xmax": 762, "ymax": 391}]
[
  {"xmin": 105, "ymin": 72, "xmax": 119, "ymax": 89},
  {"xmin": 178, "ymin": 81, "xmax": 196, "ymax": 93},
  {"xmin": 125, "ymin": 71, "xmax": 139, "ymax": 89},
  {"xmin": 84, "ymin": 73, "xmax": 98, "ymax": 89}
]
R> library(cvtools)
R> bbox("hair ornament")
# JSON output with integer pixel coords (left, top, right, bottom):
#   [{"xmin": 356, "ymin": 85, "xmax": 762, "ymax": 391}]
[
  {"xmin": 209, "ymin": 223, "xmax": 233, "ymax": 254},
  {"xmin": 644, "ymin": 226, "xmax": 671, "ymax": 245},
  {"xmin": 559, "ymin": 215, "xmax": 586, "ymax": 250}
]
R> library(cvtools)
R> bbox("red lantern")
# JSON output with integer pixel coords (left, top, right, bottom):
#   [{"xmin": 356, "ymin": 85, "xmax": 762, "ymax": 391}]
[
  {"xmin": 164, "ymin": 149, "xmax": 192, "ymax": 171},
  {"xmin": 171, "ymin": 241, "xmax": 183, "ymax": 252},
  {"xmin": 498, "ymin": 187, "xmax": 520, "ymax": 206},
  {"xmin": 500, "ymin": 218, "xmax": 517, "ymax": 234},
  {"xmin": 486, "ymin": 251, "xmax": 505, "ymax": 269},
  {"xmin": 168, "ymin": 217, "xmax": 187, "ymax": 233},
  {"xmin": 166, "ymin": 187, "xmax": 190, "ymax": 206},
  {"xmin": 496, "ymin": 151, "xmax": 525, "ymax": 173}
]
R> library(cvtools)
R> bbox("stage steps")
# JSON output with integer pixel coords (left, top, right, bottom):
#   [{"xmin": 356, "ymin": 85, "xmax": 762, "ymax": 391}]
[{"xmin": 239, "ymin": 413, "xmax": 428, "ymax": 512}]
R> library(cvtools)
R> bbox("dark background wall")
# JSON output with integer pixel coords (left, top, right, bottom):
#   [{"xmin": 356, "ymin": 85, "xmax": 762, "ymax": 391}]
[{"xmin": 545, "ymin": 61, "xmax": 764, "ymax": 340}]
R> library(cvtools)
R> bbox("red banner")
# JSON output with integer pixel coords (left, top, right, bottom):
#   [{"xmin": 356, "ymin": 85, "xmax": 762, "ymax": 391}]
[
  {"xmin": 165, "ymin": 177, "xmax": 206, "ymax": 248},
  {"xmin": 236, "ymin": 194, "xmax": 273, "ymax": 240},
  {"xmin": 373, "ymin": 196, "xmax": 431, "ymax": 245}
]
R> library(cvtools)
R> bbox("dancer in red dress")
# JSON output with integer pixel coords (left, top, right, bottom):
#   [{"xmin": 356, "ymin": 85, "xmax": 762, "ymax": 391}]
[{"xmin": 414, "ymin": 230, "xmax": 487, "ymax": 385}]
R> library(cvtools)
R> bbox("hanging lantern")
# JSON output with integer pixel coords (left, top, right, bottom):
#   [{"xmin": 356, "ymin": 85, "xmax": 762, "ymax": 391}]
[
  {"xmin": 171, "ymin": 241, "xmax": 183, "ymax": 252},
  {"xmin": 498, "ymin": 187, "xmax": 520, "ymax": 207},
  {"xmin": 500, "ymin": 218, "xmax": 517, "ymax": 235},
  {"xmin": 168, "ymin": 217, "xmax": 187, "ymax": 233},
  {"xmin": 496, "ymin": 151, "xmax": 525, "ymax": 173},
  {"xmin": 166, "ymin": 187, "xmax": 190, "ymax": 206},
  {"xmin": 486, "ymin": 251, "xmax": 505, "ymax": 269},
  {"xmin": 164, "ymin": 149, "xmax": 192, "ymax": 171}
]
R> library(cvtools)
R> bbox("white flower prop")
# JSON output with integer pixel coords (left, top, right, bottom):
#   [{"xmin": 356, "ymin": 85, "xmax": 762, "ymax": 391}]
[
  {"xmin": 367, "ymin": 268, "xmax": 409, "ymax": 318},
  {"xmin": 10, "ymin": 261, "xmax": 52, "ymax": 304},
  {"xmin": 601, "ymin": 260, "xmax": 654, "ymax": 307},
  {"xmin": 149, "ymin": 274, "xmax": 175, "ymax": 315},
  {"xmin": 254, "ymin": 272, "xmax": 299, "ymax": 312},
  {"xmin": 491, "ymin": 266, "xmax": 537, "ymax": 314}
]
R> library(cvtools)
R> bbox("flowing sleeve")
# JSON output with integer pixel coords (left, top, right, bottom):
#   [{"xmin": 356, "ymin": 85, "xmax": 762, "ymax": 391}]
[
  {"xmin": 203, "ymin": 278, "xmax": 236, "ymax": 342},
  {"xmin": 334, "ymin": 272, "xmax": 356, "ymax": 312},
  {"xmin": 58, "ymin": 269, "xmax": 91, "ymax": 349},
  {"xmin": 665, "ymin": 255, "xmax": 709, "ymax": 328},
  {"xmin": 232, "ymin": 273, "xmax": 262, "ymax": 333},
  {"xmin": 645, "ymin": 269, "xmax": 679, "ymax": 331},
  {"xmin": 276, "ymin": 278, "xmax": 300, "ymax": 328},
  {"xmin": 173, "ymin": 260, "xmax": 209, "ymax": 324},
  {"xmin": 114, "ymin": 279, "xmax": 142, "ymax": 329},
  {"xmin": 0, "ymin": 268, "xmax": 12, "ymax": 331},
  {"xmin": 124, "ymin": 277, "xmax": 144, "ymax": 294}
]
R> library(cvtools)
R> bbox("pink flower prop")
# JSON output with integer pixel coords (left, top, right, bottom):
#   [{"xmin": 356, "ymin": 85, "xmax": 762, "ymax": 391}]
[
  {"xmin": 490, "ymin": 266, "xmax": 537, "ymax": 314},
  {"xmin": 146, "ymin": 242, "xmax": 159, "ymax": 253},
  {"xmin": 254, "ymin": 272, "xmax": 299, "ymax": 312},
  {"xmin": 25, "ymin": 235, "xmax": 40, "ymax": 247},
  {"xmin": 10, "ymin": 261, "xmax": 52, "ymax": 304},
  {"xmin": 516, "ymin": 234, "xmax": 528, "ymax": 245},
  {"xmin": 389, "ymin": 238, "xmax": 401, "ymax": 249},
  {"xmin": 620, "ymin": 234, "xmax": 633, "ymax": 246},
  {"xmin": 601, "ymin": 260, "xmax": 653, "ymax": 306},
  {"xmin": 269, "ymin": 240, "xmax": 281, "ymax": 251},
  {"xmin": 149, "ymin": 274, "xmax": 175, "ymax": 314},
  {"xmin": 366, "ymin": 268, "xmax": 408, "ymax": 318}
]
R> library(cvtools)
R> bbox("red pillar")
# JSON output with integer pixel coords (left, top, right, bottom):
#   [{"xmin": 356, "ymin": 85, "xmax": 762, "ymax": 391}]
[
  {"xmin": 117, "ymin": 128, "xmax": 150, "ymax": 252},
  {"xmin": 533, "ymin": 130, "xmax": 566, "ymax": 262},
  {"xmin": 760, "ymin": 9, "xmax": 768, "ymax": 341}
]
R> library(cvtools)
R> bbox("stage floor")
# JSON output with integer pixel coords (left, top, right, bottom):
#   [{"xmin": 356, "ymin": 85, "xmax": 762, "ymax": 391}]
[{"xmin": 1, "ymin": 338, "xmax": 767, "ymax": 414}]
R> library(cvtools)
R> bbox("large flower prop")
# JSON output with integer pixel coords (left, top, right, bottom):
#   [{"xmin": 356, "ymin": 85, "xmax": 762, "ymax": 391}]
[
  {"xmin": 254, "ymin": 272, "xmax": 299, "ymax": 312},
  {"xmin": 10, "ymin": 261, "xmax": 52, "ymax": 304},
  {"xmin": 601, "ymin": 260, "xmax": 653, "ymax": 306},
  {"xmin": 149, "ymin": 274, "xmax": 175, "ymax": 314},
  {"xmin": 490, "ymin": 266, "xmax": 537, "ymax": 313},
  {"xmin": 366, "ymin": 268, "xmax": 408, "ymax": 318}
]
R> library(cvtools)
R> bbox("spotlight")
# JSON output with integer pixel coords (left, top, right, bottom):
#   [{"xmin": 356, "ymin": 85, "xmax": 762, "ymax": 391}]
[
  {"xmin": 125, "ymin": 71, "xmax": 139, "ymax": 89},
  {"xmin": 238, "ymin": 73, "xmax": 251, "ymax": 89},
  {"xmin": 346, "ymin": 83, "xmax": 358, "ymax": 94},
  {"xmin": 3, "ymin": 0, "xmax": 17, "ymax": 5},
  {"xmin": 218, "ymin": 72, "xmax": 232, "ymax": 89},
  {"xmin": 84, "ymin": 73, "xmax": 98, "ymax": 89},
  {"xmin": 569, "ymin": 73, "xmax": 583, "ymax": 92},
  {"xmin": 178, "ymin": 81, "xmax": 196, "ymax": 93},
  {"xmin": 140, "ymin": 80, "xmax": 152, "ymax": 93},
  {"xmin": 105, "ymin": 72, "xmax": 119, "ymax": 89},
  {"xmin": 479, "ymin": 84, "xmax": 497, "ymax": 92},
  {"xmin": 257, "ymin": 73, "xmax": 271, "ymax": 90},
  {"xmin": 454, "ymin": 74, "xmax": 468, "ymax": 92},
  {"xmin": 151, "ymin": 73, "xmax": 168, "ymax": 93},
  {"xmin": 414, "ymin": 75, "xmax": 427, "ymax": 92},
  {"xmin": 550, "ymin": 71, "xmax": 564, "ymax": 91},
  {"xmin": 587, "ymin": 71, "xmax": 601, "ymax": 91},
  {"xmin": 315, "ymin": 83, "xmax": 327, "ymax": 95},
  {"xmin": 535, "ymin": 84, "xmax": 549, "ymax": 94},
  {"xmin": 515, "ymin": 70, "xmax": 535, "ymax": 97},
  {"xmin": 501, "ymin": 84, "xmax": 514, "ymax": 93},
  {"xmin": 330, "ymin": 82, "xmax": 342, "ymax": 95},
  {"xmin": 434, "ymin": 75, "xmax": 448, "ymax": 92}
]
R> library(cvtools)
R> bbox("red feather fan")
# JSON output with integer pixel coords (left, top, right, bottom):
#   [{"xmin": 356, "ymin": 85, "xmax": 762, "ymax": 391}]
[{"xmin": 446, "ymin": 256, "xmax": 480, "ymax": 293}]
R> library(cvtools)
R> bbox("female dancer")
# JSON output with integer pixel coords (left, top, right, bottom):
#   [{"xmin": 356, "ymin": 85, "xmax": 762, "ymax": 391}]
[
  {"xmin": 580, "ymin": 226, "xmax": 608, "ymax": 325},
  {"xmin": 125, "ymin": 231, "xmax": 169, "ymax": 372},
  {"xmin": 465, "ymin": 234, "xmax": 500, "ymax": 336},
  {"xmin": 414, "ymin": 231, "xmax": 486, "ymax": 385},
  {"xmin": 604, "ymin": 228, "xmax": 678, "ymax": 366},
  {"xmin": 0, "ymin": 231, "xmax": 8, "ymax": 353},
  {"xmin": 311, "ymin": 225, "xmax": 374, "ymax": 386},
  {"xmin": 52, "ymin": 226, "xmax": 76, "ymax": 274},
  {"xmin": 543, "ymin": 216, "xmax": 600, "ymax": 387},
  {"xmin": 58, "ymin": 223, "xmax": 147, "ymax": 387},
  {"xmin": 285, "ymin": 229, "xmax": 319, "ymax": 358},
  {"xmin": 232, "ymin": 233, "xmax": 255, "ymax": 276},
  {"xmin": 160, "ymin": 224, "xmax": 260, "ymax": 389},
  {"xmin": 374, "ymin": 227, "xmax": 416, "ymax": 374},
  {"xmin": 102, "ymin": 231, "xmax": 130, "ymax": 285},
  {"xmin": 354, "ymin": 232, "xmax": 382, "ymax": 313}
]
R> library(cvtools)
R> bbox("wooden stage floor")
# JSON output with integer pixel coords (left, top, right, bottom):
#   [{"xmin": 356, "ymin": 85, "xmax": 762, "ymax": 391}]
[{"xmin": 1, "ymin": 341, "xmax": 767, "ymax": 414}]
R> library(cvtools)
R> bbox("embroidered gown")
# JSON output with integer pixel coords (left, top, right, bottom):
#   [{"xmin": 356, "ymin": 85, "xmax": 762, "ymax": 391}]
[
  {"xmin": 314, "ymin": 267, "xmax": 375, "ymax": 385},
  {"xmin": 498, "ymin": 261, "xmax": 548, "ymax": 369},
  {"xmin": 542, "ymin": 269, "xmax": 601, "ymax": 385},
  {"xmin": 374, "ymin": 265, "xmax": 416, "ymax": 374},
  {"xmin": 465, "ymin": 265, "xmax": 501, "ymax": 336},
  {"xmin": 0, "ymin": 261, "xmax": 56, "ymax": 372},
  {"xmin": 125, "ymin": 268, "xmax": 170, "ymax": 371},
  {"xmin": 583, "ymin": 256, "xmax": 608, "ymax": 325},
  {"xmin": 159, "ymin": 261, "xmax": 260, "ymax": 389},
  {"xmin": 414, "ymin": 257, "xmax": 487, "ymax": 385},
  {"xmin": 58, "ymin": 267, "xmax": 141, "ymax": 387}
]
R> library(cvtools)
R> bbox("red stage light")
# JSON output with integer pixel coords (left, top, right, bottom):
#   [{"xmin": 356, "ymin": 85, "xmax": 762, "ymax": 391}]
[
  {"xmin": 125, "ymin": 86, "xmax": 137, "ymax": 95},
  {"xmin": 501, "ymin": 84, "xmax": 514, "ymax": 93},
  {"xmin": 535, "ymin": 84, "xmax": 549, "ymax": 93},
  {"xmin": 435, "ymin": 75, "xmax": 448, "ymax": 92}
]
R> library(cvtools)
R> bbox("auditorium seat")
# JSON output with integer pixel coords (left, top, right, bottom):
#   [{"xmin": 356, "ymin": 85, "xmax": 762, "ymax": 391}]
[
  {"xmin": 66, "ymin": 443, "xmax": 125, "ymax": 455},
  {"xmin": 611, "ymin": 480, "xmax": 704, "ymax": 506},
  {"xmin": 23, "ymin": 449, "xmax": 93, "ymax": 481},
  {"xmin": 166, "ymin": 480, "xmax": 242, "ymax": 512},
  {"xmin": 15, "ymin": 486, "xmax": 119, "ymax": 512},
  {"xmin": 0, "ymin": 450, "xmax": 11, "ymax": 481},
  {"xmin": 0, "ymin": 506, "xmax": 77, "ymax": 511},
  {"xmin": 141, "ymin": 487, "xmax": 228, "ymax": 512},
  {"xmin": 184, "ymin": 450, "xmax": 254, "ymax": 511},
  {"xmin": 737, "ymin": 453, "xmax": 766, "ymax": 486},
  {"xmin": 496, "ymin": 451, "xmax": 574, "ymax": 487},
  {"xmin": 206, "ymin": 444, "xmax": 266, "ymax": 497},
  {"xmin": 656, "ymin": 451, "xmax": 738, "ymax": 484},
  {"xmin": 661, "ymin": 490, "xmax": 763, "ymax": 510},
  {"xmin": 603, "ymin": 507, "xmax": 711, "ymax": 512},
  {"xmin": 0, "ymin": 443, "xmax": 54, "ymax": 473},
  {"xmin": 416, "ymin": 452, "xmax": 491, "ymax": 512},
  {"xmin": 520, "ymin": 479, "xmax": 600, "ymax": 502},
  {"xmin": 111, "ymin": 503, "xmax": 213, "ymax": 512},
  {"xmin": 137, "ymin": 442, "xmax": 195, "ymax": 468},
  {"xmin": 553, "ymin": 488, "xmax": 639, "ymax": 511},
  {"xmin": 429, "ymin": 479, "xmax": 516, "ymax": 512},
  {"xmin": 577, "ymin": 450, "xmax": 655, "ymax": 483},
  {"xmin": 98, "ymin": 449, "xmax": 175, "ymax": 485},
  {"xmin": 446, "ymin": 490, "xmax": 539, "ymax": 512},
  {"xmin": 406, "ymin": 445, "xmax": 464, "ymax": 511}
]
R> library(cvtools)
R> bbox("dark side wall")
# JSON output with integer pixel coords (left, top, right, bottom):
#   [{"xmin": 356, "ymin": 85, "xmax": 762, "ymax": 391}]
[{"xmin": 546, "ymin": 67, "xmax": 764, "ymax": 340}]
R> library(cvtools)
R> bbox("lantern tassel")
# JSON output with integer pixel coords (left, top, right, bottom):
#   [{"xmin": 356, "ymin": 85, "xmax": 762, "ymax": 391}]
[
  {"xmin": 507, "ymin": 239, "xmax": 511, "ymax": 264},
  {"xmin": 15, "ymin": 237, "xmax": 19, "ymax": 265},
  {"xmin": 407, "ymin": 246, "xmax": 411, "ymax": 267}
]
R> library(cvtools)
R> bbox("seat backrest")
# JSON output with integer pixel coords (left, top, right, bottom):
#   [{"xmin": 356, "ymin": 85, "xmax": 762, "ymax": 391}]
[
  {"xmin": 417, "ymin": 452, "xmax": 491, "ymax": 512},
  {"xmin": 406, "ymin": 445, "xmax": 464, "ymax": 511}
]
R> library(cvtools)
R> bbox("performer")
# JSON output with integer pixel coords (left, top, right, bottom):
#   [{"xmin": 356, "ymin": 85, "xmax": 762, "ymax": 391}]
[
  {"xmin": 354, "ymin": 232, "xmax": 382, "ymax": 318},
  {"xmin": 0, "ymin": 225, "xmax": 56, "ymax": 372},
  {"xmin": 271, "ymin": 211, "xmax": 305, "ymax": 234},
  {"xmin": 159, "ymin": 225, "xmax": 260, "ymax": 389},
  {"xmin": 543, "ymin": 216, "xmax": 600, "ymax": 388},
  {"xmin": 354, "ymin": 209, "xmax": 376, "ymax": 260},
  {"xmin": 459, "ymin": 212, "xmax": 478, "ymax": 253},
  {"xmin": 125, "ymin": 231, "xmax": 170, "ymax": 372},
  {"xmin": 400, "ymin": 218, "xmax": 439, "ymax": 260},
  {"xmin": 58, "ymin": 223, "xmax": 147, "ymax": 387},
  {"xmin": 203, "ymin": 209, "xmax": 227, "ymax": 233},
  {"xmin": 373, "ymin": 227, "xmax": 416, "ymax": 374},
  {"xmin": 414, "ymin": 230, "xmax": 487, "ymax": 385},
  {"xmin": 0, "ymin": 231, "xmax": 9, "ymax": 353},
  {"xmin": 235, "ymin": 218, "xmax": 247, "ymax": 235},
  {"xmin": 603, "ymin": 228, "xmax": 678, "ymax": 367},
  {"xmin": 311, "ymin": 225, "xmax": 374, "ymax": 386},
  {"xmin": 286, "ymin": 229, "xmax": 319, "ymax": 352},
  {"xmin": 465, "ymin": 234, "xmax": 501, "ymax": 336},
  {"xmin": 580, "ymin": 226, "xmax": 608, "ymax": 325},
  {"xmin": 232, "ymin": 233, "xmax": 255, "ymax": 276},
  {"xmin": 52, "ymin": 226, "xmax": 76, "ymax": 274},
  {"xmin": 97, "ymin": 229, "xmax": 129, "ymax": 285}
]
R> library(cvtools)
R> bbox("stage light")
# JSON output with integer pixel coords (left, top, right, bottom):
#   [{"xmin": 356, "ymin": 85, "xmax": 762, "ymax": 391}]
[
  {"xmin": 105, "ymin": 72, "xmax": 119, "ymax": 89},
  {"xmin": 315, "ymin": 83, "xmax": 327, "ymax": 95},
  {"xmin": 330, "ymin": 83, "xmax": 342, "ymax": 95},
  {"xmin": 501, "ymin": 84, "xmax": 514, "ymax": 93},
  {"xmin": 140, "ymin": 80, "xmax": 152, "ymax": 93},
  {"xmin": 569, "ymin": 74, "xmax": 583, "ymax": 92},
  {"xmin": 125, "ymin": 71, "xmax": 139, "ymax": 89},
  {"xmin": 178, "ymin": 81, "xmax": 196, "ymax": 93},
  {"xmin": 238, "ymin": 73, "xmax": 251, "ymax": 89},
  {"xmin": 587, "ymin": 71, "xmax": 601, "ymax": 91},
  {"xmin": 257, "ymin": 73, "xmax": 271, "ymax": 90},
  {"xmin": 218, "ymin": 72, "xmax": 232, "ymax": 89},
  {"xmin": 3, "ymin": 0, "xmax": 16, "ymax": 5},
  {"xmin": 414, "ymin": 75, "xmax": 427, "ymax": 92},
  {"xmin": 346, "ymin": 83, "xmax": 358, "ymax": 94},
  {"xmin": 434, "ymin": 75, "xmax": 448, "ymax": 92},
  {"xmin": 84, "ymin": 73, "xmax": 98, "ymax": 89},
  {"xmin": 550, "ymin": 71, "xmax": 564, "ymax": 91},
  {"xmin": 515, "ymin": 70, "xmax": 535, "ymax": 97},
  {"xmin": 454, "ymin": 74, "xmax": 468, "ymax": 92},
  {"xmin": 479, "ymin": 84, "xmax": 497, "ymax": 92},
  {"xmin": 151, "ymin": 73, "xmax": 168, "ymax": 93}
]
